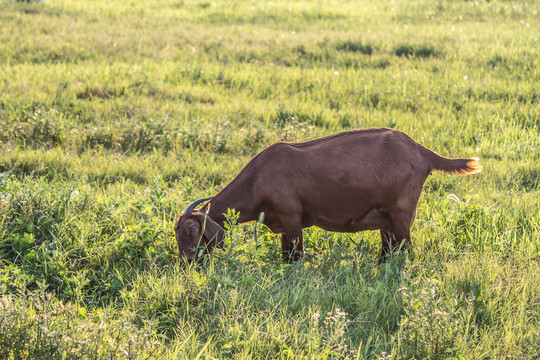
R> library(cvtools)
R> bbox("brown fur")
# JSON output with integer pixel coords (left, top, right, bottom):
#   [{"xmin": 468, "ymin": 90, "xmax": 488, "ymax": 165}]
[{"xmin": 175, "ymin": 128, "xmax": 481, "ymax": 262}]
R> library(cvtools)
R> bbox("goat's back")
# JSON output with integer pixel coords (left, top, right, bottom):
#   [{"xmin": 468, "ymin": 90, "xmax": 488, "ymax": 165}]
[
  {"xmin": 244, "ymin": 128, "xmax": 427, "ymax": 203},
  {"xmin": 278, "ymin": 127, "xmax": 428, "ymax": 182}
]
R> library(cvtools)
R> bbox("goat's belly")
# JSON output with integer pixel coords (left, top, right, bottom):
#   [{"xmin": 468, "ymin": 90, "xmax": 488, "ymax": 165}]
[{"xmin": 313, "ymin": 208, "xmax": 390, "ymax": 233}]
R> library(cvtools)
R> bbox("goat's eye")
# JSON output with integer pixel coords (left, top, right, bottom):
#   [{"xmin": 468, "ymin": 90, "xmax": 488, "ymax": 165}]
[{"xmin": 188, "ymin": 225, "xmax": 197, "ymax": 234}]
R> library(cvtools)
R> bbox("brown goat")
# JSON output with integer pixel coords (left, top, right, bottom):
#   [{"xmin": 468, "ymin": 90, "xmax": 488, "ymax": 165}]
[{"xmin": 175, "ymin": 128, "xmax": 481, "ymax": 262}]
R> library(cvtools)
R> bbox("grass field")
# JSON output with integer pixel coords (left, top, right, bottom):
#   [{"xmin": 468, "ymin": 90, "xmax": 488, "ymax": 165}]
[{"xmin": 1, "ymin": 0, "xmax": 539, "ymax": 358}]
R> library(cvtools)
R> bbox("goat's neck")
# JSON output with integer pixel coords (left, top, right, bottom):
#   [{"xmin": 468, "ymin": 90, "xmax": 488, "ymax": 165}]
[
  {"xmin": 202, "ymin": 184, "xmax": 251, "ymax": 227},
  {"xmin": 204, "ymin": 199, "xmax": 229, "ymax": 227}
]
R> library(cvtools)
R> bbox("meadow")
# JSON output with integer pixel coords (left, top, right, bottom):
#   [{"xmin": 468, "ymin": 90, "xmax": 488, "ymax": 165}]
[{"xmin": 0, "ymin": 0, "xmax": 539, "ymax": 358}]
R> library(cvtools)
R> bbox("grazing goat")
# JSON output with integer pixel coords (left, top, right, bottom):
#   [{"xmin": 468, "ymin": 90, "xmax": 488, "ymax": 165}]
[{"xmin": 175, "ymin": 128, "xmax": 481, "ymax": 263}]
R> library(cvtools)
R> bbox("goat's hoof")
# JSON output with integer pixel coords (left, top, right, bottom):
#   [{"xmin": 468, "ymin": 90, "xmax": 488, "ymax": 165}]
[
  {"xmin": 282, "ymin": 251, "xmax": 303, "ymax": 263},
  {"xmin": 377, "ymin": 253, "xmax": 388, "ymax": 265}
]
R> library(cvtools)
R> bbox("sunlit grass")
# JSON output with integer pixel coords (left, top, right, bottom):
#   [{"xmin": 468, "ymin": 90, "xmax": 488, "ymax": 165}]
[{"xmin": 1, "ymin": 0, "xmax": 539, "ymax": 358}]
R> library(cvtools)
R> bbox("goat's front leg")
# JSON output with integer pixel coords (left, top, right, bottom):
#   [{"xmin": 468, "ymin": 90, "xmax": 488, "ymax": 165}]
[{"xmin": 281, "ymin": 231, "xmax": 303, "ymax": 262}]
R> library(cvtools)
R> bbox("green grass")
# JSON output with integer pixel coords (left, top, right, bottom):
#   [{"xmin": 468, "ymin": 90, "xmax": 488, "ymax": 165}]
[{"xmin": 1, "ymin": 0, "xmax": 539, "ymax": 358}]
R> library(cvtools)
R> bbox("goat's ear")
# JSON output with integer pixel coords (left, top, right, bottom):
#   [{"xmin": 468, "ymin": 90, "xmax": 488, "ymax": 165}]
[{"xmin": 197, "ymin": 214, "xmax": 224, "ymax": 248}]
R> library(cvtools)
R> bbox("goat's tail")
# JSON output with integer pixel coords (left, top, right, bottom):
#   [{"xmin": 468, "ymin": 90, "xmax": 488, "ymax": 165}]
[{"xmin": 420, "ymin": 146, "xmax": 482, "ymax": 176}]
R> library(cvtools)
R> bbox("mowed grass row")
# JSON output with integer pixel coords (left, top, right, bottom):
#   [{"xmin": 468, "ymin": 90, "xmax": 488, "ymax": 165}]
[{"xmin": 1, "ymin": 0, "xmax": 539, "ymax": 358}]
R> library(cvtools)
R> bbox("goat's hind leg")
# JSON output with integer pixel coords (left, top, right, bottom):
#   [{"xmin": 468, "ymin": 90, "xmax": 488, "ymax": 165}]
[
  {"xmin": 379, "ymin": 229, "xmax": 393, "ymax": 262},
  {"xmin": 378, "ymin": 210, "xmax": 414, "ymax": 263}
]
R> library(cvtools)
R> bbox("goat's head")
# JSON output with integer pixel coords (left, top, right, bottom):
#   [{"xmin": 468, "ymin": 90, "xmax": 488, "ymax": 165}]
[{"xmin": 174, "ymin": 197, "xmax": 224, "ymax": 262}]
